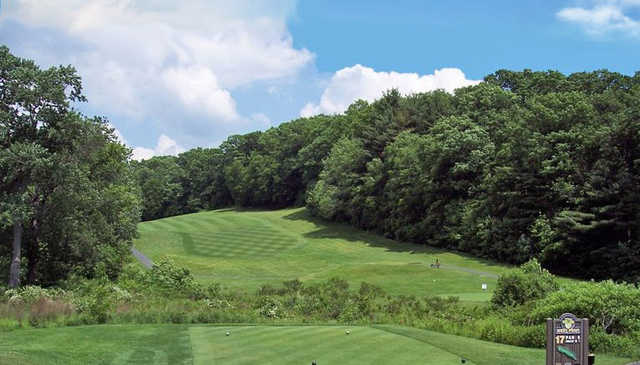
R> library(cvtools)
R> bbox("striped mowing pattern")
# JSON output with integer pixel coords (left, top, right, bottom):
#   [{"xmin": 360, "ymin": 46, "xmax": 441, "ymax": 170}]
[
  {"xmin": 0, "ymin": 325, "xmax": 633, "ymax": 364},
  {"xmin": 139, "ymin": 211, "xmax": 300, "ymax": 259},
  {"xmin": 189, "ymin": 326, "xmax": 468, "ymax": 365}
]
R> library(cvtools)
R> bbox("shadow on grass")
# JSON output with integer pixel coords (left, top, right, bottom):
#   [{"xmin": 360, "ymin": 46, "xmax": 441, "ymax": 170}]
[{"xmin": 282, "ymin": 208, "xmax": 508, "ymax": 271}]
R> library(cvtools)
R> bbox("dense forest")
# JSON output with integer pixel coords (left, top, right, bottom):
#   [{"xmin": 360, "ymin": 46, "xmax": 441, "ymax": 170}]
[
  {"xmin": 133, "ymin": 69, "xmax": 640, "ymax": 283},
  {"xmin": 2, "ymin": 44, "xmax": 639, "ymax": 286}
]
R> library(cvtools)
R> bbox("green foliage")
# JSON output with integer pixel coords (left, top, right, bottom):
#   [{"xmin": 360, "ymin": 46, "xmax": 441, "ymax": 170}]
[
  {"xmin": 255, "ymin": 296, "xmax": 284, "ymax": 318},
  {"xmin": 491, "ymin": 259, "xmax": 559, "ymax": 308},
  {"xmin": 529, "ymin": 280, "xmax": 640, "ymax": 335},
  {"xmin": 0, "ymin": 46, "xmax": 141, "ymax": 286},
  {"xmin": 590, "ymin": 329, "xmax": 640, "ymax": 358},
  {"xmin": 1, "ymin": 273, "xmax": 639, "ymax": 358},
  {"xmin": 145, "ymin": 257, "xmax": 204, "ymax": 299},
  {"xmin": 128, "ymin": 68, "xmax": 640, "ymax": 282}
]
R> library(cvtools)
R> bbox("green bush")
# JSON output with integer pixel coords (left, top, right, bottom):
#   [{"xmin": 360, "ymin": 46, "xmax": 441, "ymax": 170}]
[
  {"xmin": 529, "ymin": 280, "xmax": 640, "ymax": 335},
  {"xmin": 590, "ymin": 329, "xmax": 640, "ymax": 357},
  {"xmin": 81, "ymin": 284, "xmax": 111, "ymax": 324},
  {"xmin": 255, "ymin": 296, "xmax": 284, "ymax": 319},
  {"xmin": 338, "ymin": 299, "xmax": 363, "ymax": 323},
  {"xmin": 491, "ymin": 259, "xmax": 558, "ymax": 307},
  {"xmin": 145, "ymin": 257, "xmax": 204, "ymax": 299},
  {"xmin": 3, "ymin": 286, "xmax": 68, "ymax": 305}
]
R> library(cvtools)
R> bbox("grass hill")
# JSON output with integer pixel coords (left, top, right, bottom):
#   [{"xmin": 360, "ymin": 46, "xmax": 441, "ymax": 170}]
[
  {"xmin": 134, "ymin": 207, "xmax": 509, "ymax": 302},
  {"xmin": 0, "ymin": 324, "xmax": 630, "ymax": 365}
]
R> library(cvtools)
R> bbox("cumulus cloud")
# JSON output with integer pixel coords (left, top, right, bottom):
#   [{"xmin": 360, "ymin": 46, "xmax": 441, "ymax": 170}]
[
  {"xmin": 131, "ymin": 134, "xmax": 186, "ymax": 161},
  {"xmin": 557, "ymin": 0, "xmax": 640, "ymax": 37},
  {"xmin": 300, "ymin": 65, "xmax": 480, "ymax": 117},
  {"xmin": 1, "ymin": 0, "xmax": 312, "ymax": 144},
  {"xmin": 162, "ymin": 66, "xmax": 239, "ymax": 121},
  {"xmin": 107, "ymin": 124, "xmax": 184, "ymax": 161}
]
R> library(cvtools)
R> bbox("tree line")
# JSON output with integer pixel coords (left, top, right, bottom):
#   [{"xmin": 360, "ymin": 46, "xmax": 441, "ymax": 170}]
[
  {"xmin": 2, "ymin": 45, "xmax": 639, "ymax": 286},
  {"xmin": 133, "ymin": 69, "xmax": 640, "ymax": 282}
]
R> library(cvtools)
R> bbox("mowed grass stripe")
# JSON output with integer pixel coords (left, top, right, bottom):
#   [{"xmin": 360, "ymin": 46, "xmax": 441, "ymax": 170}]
[
  {"xmin": 172, "ymin": 216, "xmax": 213, "ymax": 233},
  {"xmin": 186, "ymin": 231, "xmax": 290, "ymax": 244},
  {"xmin": 179, "ymin": 230, "xmax": 296, "ymax": 259},
  {"xmin": 181, "ymin": 239, "xmax": 287, "ymax": 258},
  {"xmin": 190, "ymin": 326, "xmax": 469, "ymax": 365},
  {"xmin": 189, "ymin": 326, "xmax": 310, "ymax": 364},
  {"xmin": 147, "ymin": 213, "xmax": 228, "ymax": 233},
  {"xmin": 276, "ymin": 327, "xmax": 351, "ymax": 364}
]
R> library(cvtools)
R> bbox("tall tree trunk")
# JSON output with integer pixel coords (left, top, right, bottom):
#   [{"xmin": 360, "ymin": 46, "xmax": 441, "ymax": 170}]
[{"xmin": 9, "ymin": 221, "xmax": 23, "ymax": 288}]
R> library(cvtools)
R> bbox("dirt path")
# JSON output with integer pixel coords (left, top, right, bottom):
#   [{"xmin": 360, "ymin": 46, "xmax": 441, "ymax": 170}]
[{"xmin": 131, "ymin": 246, "xmax": 153, "ymax": 269}]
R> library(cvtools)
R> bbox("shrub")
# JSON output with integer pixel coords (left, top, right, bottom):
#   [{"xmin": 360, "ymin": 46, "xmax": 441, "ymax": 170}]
[
  {"xmin": 4, "ymin": 286, "xmax": 67, "ymax": 305},
  {"xmin": 255, "ymin": 296, "xmax": 284, "ymax": 319},
  {"xmin": 146, "ymin": 257, "xmax": 204, "ymax": 299},
  {"xmin": 590, "ymin": 329, "xmax": 640, "ymax": 356},
  {"xmin": 205, "ymin": 283, "xmax": 223, "ymax": 298},
  {"xmin": 529, "ymin": 280, "xmax": 640, "ymax": 335},
  {"xmin": 257, "ymin": 284, "xmax": 282, "ymax": 296},
  {"xmin": 491, "ymin": 259, "xmax": 558, "ymax": 307},
  {"xmin": 338, "ymin": 299, "xmax": 363, "ymax": 323},
  {"xmin": 283, "ymin": 279, "xmax": 303, "ymax": 294},
  {"xmin": 81, "ymin": 284, "xmax": 111, "ymax": 324}
]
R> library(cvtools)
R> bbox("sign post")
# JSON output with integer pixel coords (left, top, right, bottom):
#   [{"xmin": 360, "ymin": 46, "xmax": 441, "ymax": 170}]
[{"xmin": 546, "ymin": 313, "xmax": 590, "ymax": 365}]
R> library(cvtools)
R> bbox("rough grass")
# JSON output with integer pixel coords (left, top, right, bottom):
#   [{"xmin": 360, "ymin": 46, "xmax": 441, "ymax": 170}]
[
  {"xmin": 135, "ymin": 208, "xmax": 508, "ymax": 301},
  {"xmin": 0, "ymin": 324, "xmax": 632, "ymax": 365}
]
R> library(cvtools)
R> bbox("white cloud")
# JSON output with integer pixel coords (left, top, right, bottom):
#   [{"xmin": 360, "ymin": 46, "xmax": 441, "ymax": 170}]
[
  {"xmin": 131, "ymin": 134, "xmax": 186, "ymax": 161},
  {"xmin": 2, "ymin": 0, "xmax": 312, "ymax": 131},
  {"xmin": 162, "ymin": 66, "xmax": 238, "ymax": 121},
  {"xmin": 300, "ymin": 65, "xmax": 480, "ymax": 117},
  {"xmin": 557, "ymin": 0, "xmax": 640, "ymax": 37},
  {"xmin": 131, "ymin": 147, "xmax": 155, "ymax": 162}
]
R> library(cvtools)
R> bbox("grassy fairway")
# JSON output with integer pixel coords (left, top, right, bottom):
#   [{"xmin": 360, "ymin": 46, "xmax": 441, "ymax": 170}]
[
  {"xmin": 0, "ymin": 325, "xmax": 632, "ymax": 365},
  {"xmin": 135, "ymin": 208, "xmax": 508, "ymax": 301}
]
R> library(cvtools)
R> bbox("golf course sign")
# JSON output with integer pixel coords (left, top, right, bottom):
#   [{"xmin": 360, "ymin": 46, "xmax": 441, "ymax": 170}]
[{"xmin": 546, "ymin": 313, "xmax": 590, "ymax": 365}]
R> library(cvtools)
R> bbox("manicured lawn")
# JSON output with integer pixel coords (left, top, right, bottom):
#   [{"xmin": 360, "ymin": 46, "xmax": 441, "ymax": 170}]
[
  {"xmin": 134, "ymin": 208, "xmax": 508, "ymax": 301},
  {"xmin": 190, "ymin": 325, "xmax": 466, "ymax": 364},
  {"xmin": 374, "ymin": 325, "xmax": 632, "ymax": 365},
  {"xmin": 0, "ymin": 325, "xmax": 632, "ymax": 365},
  {"xmin": 0, "ymin": 325, "xmax": 192, "ymax": 364}
]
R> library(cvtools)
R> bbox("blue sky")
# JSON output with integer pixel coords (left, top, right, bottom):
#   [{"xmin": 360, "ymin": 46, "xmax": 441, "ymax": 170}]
[
  {"xmin": 290, "ymin": 1, "xmax": 640, "ymax": 76},
  {"xmin": 0, "ymin": 0, "xmax": 639, "ymax": 159}
]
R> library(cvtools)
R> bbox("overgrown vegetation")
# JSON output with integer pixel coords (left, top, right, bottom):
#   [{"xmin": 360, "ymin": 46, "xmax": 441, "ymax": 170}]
[{"xmin": 1, "ymin": 259, "xmax": 638, "ymax": 357}]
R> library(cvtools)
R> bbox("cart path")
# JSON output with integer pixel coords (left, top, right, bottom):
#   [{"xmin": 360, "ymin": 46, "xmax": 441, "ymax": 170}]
[{"xmin": 131, "ymin": 246, "xmax": 153, "ymax": 269}]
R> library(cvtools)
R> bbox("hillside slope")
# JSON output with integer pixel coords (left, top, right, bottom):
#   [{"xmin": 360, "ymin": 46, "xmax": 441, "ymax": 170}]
[{"xmin": 135, "ymin": 208, "xmax": 508, "ymax": 301}]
